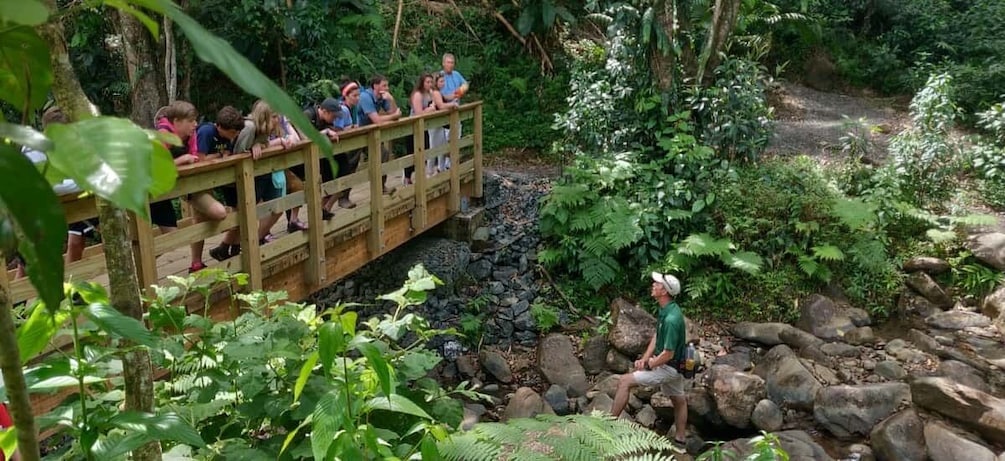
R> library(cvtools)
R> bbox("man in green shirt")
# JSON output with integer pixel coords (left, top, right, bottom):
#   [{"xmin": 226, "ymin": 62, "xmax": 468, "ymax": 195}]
[{"xmin": 611, "ymin": 272, "xmax": 688, "ymax": 447}]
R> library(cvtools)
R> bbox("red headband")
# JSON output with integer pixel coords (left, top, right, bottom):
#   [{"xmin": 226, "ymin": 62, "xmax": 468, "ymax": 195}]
[{"xmin": 342, "ymin": 82, "xmax": 359, "ymax": 98}]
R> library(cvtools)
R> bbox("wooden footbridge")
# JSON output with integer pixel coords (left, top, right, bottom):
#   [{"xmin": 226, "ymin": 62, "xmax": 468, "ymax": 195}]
[{"xmin": 3, "ymin": 102, "xmax": 483, "ymax": 310}]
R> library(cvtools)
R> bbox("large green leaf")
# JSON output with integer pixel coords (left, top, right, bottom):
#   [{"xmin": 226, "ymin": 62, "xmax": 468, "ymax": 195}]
[
  {"xmin": 0, "ymin": 122, "xmax": 52, "ymax": 152},
  {"xmin": 0, "ymin": 26, "xmax": 52, "ymax": 109},
  {"xmin": 107, "ymin": 411, "xmax": 206, "ymax": 447},
  {"xmin": 45, "ymin": 117, "xmax": 160, "ymax": 219},
  {"xmin": 156, "ymin": 0, "xmax": 333, "ymax": 159},
  {"xmin": 0, "ymin": 428, "xmax": 16, "ymax": 459},
  {"xmin": 293, "ymin": 351, "xmax": 319, "ymax": 404},
  {"xmin": 357, "ymin": 342, "xmax": 393, "ymax": 397},
  {"xmin": 318, "ymin": 321, "xmax": 344, "ymax": 378},
  {"xmin": 0, "ymin": 0, "xmax": 49, "ymax": 25},
  {"xmin": 363, "ymin": 394, "xmax": 433, "ymax": 420},
  {"xmin": 84, "ymin": 303, "xmax": 158, "ymax": 348},
  {"xmin": 149, "ymin": 140, "xmax": 178, "ymax": 197},
  {"xmin": 17, "ymin": 300, "xmax": 69, "ymax": 364},
  {"xmin": 0, "ymin": 143, "xmax": 66, "ymax": 309},
  {"xmin": 311, "ymin": 390, "xmax": 346, "ymax": 461}
]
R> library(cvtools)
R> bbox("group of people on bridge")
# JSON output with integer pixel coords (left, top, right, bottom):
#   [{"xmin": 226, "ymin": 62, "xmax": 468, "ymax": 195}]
[{"xmin": 8, "ymin": 53, "xmax": 470, "ymax": 278}]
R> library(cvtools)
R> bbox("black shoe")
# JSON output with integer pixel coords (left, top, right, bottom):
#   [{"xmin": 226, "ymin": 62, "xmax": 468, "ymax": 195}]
[
  {"xmin": 322, "ymin": 209, "xmax": 335, "ymax": 220},
  {"xmin": 209, "ymin": 244, "xmax": 239, "ymax": 262}
]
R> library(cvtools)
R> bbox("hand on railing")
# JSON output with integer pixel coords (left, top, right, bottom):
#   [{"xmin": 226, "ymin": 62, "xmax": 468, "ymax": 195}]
[
  {"xmin": 176, "ymin": 153, "xmax": 200, "ymax": 165},
  {"xmin": 321, "ymin": 128, "xmax": 339, "ymax": 143},
  {"xmin": 251, "ymin": 143, "xmax": 263, "ymax": 159}
]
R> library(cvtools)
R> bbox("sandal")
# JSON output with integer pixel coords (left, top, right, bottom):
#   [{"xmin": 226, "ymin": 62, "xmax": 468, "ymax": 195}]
[
  {"xmin": 259, "ymin": 234, "xmax": 277, "ymax": 245},
  {"xmin": 287, "ymin": 220, "xmax": 308, "ymax": 233},
  {"xmin": 188, "ymin": 261, "xmax": 207, "ymax": 274},
  {"xmin": 209, "ymin": 244, "xmax": 240, "ymax": 262},
  {"xmin": 322, "ymin": 209, "xmax": 336, "ymax": 220}
]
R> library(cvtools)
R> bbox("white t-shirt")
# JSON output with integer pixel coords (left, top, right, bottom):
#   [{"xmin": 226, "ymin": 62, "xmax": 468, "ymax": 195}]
[{"xmin": 21, "ymin": 146, "xmax": 82, "ymax": 195}]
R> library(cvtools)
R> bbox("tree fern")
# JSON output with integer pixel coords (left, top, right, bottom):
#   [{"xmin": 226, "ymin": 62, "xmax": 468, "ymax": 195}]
[
  {"xmin": 439, "ymin": 413, "xmax": 677, "ymax": 461},
  {"xmin": 679, "ymin": 233, "xmax": 734, "ymax": 257},
  {"xmin": 811, "ymin": 245, "xmax": 844, "ymax": 262},
  {"xmin": 830, "ymin": 197, "xmax": 876, "ymax": 230}
]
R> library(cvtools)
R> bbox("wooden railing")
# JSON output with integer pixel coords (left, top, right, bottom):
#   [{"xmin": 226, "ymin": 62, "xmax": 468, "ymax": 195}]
[{"xmin": 4, "ymin": 102, "xmax": 484, "ymax": 305}]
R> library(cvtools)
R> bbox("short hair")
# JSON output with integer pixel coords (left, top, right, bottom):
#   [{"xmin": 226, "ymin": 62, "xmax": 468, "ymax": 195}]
[
  {"xmin": 369, "ymin": 74, "xmax": 388, "ymax": 88},
  {"xmin": 215, "ymin": 106, "xmax": 244, "ymax": 131},
  {"xmin": 442, "ymin": 53, "xmax": 456, "ymax": 62},
  {"xmin": 41, "ymin": 106, "xmax": 68, "ymax": 127},
  {"xmin": 155, "ymin": 100, "xmax": 198, "ymax": 123}
]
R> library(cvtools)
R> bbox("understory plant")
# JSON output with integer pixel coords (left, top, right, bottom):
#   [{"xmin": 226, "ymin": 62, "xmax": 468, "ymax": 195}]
[
  {"xmin": 17, "ymin": 266, "xmax": 492, "ymax": 460},
  {"xmin": 438, "ymin": 412, "xmax": 678, "ymax": 461}
]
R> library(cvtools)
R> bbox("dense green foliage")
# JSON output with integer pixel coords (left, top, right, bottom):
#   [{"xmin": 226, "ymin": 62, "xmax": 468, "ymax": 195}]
[
  {"xmin": 15, "ymin": 267, "xmax": 490, "ymax": 459},
  {"xmin": 771, "ymin": 0, "xmax": 1005, "ymax": 119},
  {"xmin": 438, "ymin": 412, "xmax": 677, "ymax": 460},
  {"xmin": 62, "ymin": 0, "xmax": 569, "ymax": 153}
]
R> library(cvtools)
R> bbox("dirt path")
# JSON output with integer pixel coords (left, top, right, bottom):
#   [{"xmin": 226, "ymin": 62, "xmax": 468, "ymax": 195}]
[{"xmin": 766, "ymin": 83, "xmax": 909, "ymax": 163}]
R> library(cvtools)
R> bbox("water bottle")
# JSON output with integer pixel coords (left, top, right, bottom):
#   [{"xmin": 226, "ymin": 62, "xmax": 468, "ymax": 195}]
[{"xmin": 684, "ymin": 342, "xmax": 696, "ymax": 379}]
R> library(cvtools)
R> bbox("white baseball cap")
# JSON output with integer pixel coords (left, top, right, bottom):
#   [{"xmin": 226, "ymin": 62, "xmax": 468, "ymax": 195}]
[{"xmin": 651, "ymin": 272, "xmax": 681, "ymax": 296}]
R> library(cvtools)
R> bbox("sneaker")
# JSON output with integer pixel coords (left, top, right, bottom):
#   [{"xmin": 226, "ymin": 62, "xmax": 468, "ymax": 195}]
[
  {"xmin": 209, "ymin": 244, "xmax": 237, "ymax": 262},
  {"xmin": 322, "ymin": 209, "xmax": 335, "ymax": 220},
  {"xmin": 287, "ymin": 220, "xmax": 308, "ymax": 233},
  {"xmin": 188, "ymin": 261, "xmax": 207, "ymax": 274},
  {"xmin": 259, "ymin": 234, "xmax": 276, "ymax": 245},
  {"xmin": 338, "ymin": 197, "xmax": 356, "ymax": 209}
]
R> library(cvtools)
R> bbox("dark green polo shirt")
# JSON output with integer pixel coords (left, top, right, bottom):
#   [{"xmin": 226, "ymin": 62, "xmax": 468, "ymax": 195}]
[{"xmin": 654, "ymin": 301, "xmax": 686, "ymax": 362}]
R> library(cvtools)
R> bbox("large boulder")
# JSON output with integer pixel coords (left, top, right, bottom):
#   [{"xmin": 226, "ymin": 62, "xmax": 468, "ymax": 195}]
[
  {"xmin": 966, "ymin": 233, "xmax": 1005, "ymax": 271},
  {"xmin": 903, "ymin": 256, "xmax": 951, "ymax": 274},
  {"xmin": 752, "ymin": 345, "xmax": 821, "ymax": 411},
  {"xmin": 607, "ymin": 298, "xmax": 655, "ymax": 357},
  {"xmin": 926, "ymin": 310, "xmax": 992, "ymax": 330},
  {"xmin": 537, "ymin": 333, "xmax": 589, "ymax": 397},
  {"xmin": 779, "ymin": 327, "xmax": 825, "ymax": 350},
  {"xmin": 751, "ymin": 399, "xmax": 783, "ymax": 432},
  {"xmin": 924, "ymin": 421, "xmax": 997, "ymax": 461},
  {"xmin": 707, "ymin": 365, "xmax": 767, "ymax": 429},
  {"xmin": 912, "ymin": 377, "xmax": 1005, "ymax": 444},
  {"xmin": 871, "ymin": 409, "xmax": 927, "ymax": 461},
  {"xmin": 898, "ymin": 291, "xmax": 942, "ymax": 318},
  {"xmin": 906, "ymin": 272, "xmax": 954, "ymax": 309},
  {"xmin": 982, "ymin": 286, "xmax": 1005, "ymax": 333},
  {"xmin": 795, "ymin": 294, "xmax": 856, "ymax": 340},
  {"xmin": 503, "ymin": 387, "xmax": 554, "ymax": 420},
  {"xmin": 581, "ymin": 335, "xmax": 609, "ymax": 375},
  {"xmin": 722, "ymin": 430, "xmax": 833, "ymax": 461},
  {"xmin": 938, "ymin": 360, "xmax": 991, "ymax": 394},
  {"xmin": 813, "ymin": 383, "xmax": 911, "ymax": 438},
  {"xmin": 731, "ymin": 322, "xmax": 791, "ymax": 346}
]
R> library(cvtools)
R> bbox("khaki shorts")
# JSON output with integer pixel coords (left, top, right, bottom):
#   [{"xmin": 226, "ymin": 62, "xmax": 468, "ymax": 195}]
[{"xmin": 634, "ymin": 365, "xmax": 684, "ymax": 397}]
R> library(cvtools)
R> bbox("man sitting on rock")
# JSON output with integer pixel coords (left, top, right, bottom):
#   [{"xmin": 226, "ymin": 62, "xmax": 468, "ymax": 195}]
[{"xmin": 611, "ymin": 272, "xmax": 688, "ymax": 447}]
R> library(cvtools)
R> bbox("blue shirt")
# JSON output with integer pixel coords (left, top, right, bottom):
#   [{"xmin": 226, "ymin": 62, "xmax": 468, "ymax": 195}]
[
  {"xmin": 333, "ymin": 101, "xmax": 355, "ymax": 129},
  {"xmin": 358, "ymin": 88, "xmax": 392, "ymax": 127},
  {"xmin": 195, "ymin": 123, "xmax": 234, "ymax": 156},
  {"xmin": 441, "ymin": 70, "xmax": 467, "ymax": 102}
]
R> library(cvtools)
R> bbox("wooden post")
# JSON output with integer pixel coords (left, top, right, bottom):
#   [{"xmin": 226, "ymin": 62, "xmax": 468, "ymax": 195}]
[
  {"xmin": 303, "ymin": 144, "xmax": 325, "ymax": 287},
  {"xmin": 473, "ymin": 103, "xmax": 484, "ymax": 198},
  {"xmin": 367, "ymin": 129, "xmax": 384, "ymax": 257},
  {"xmin": 412, "ymin": 117, "xmax": 428, "ymax": 232},
  {"xmin": 131, "ymin": 205, "xmax": 157, "ymax": 296},
  {"xmin": 448, "ymin": 110, "xmax": 461, "ymax": 213},
  {"xmin": 237, "ymin": 158, "xmax": 263, "ymax": 291}
]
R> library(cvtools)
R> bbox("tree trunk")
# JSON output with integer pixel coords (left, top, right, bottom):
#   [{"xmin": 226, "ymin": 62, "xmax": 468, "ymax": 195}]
[
  {"xmin": 650, "ymin": 0, "xmax": 678, "ymax": 92},
  {"xmin": 164, "ymin": 16, "xmax": 177, "ymax": 103},
  {"xmin": 96, "ymin": 201, "xmax": 161, "ymax": 461},
  {"xmin": 0, "ymin": 260, "xmax": 41, "ymax": 461},
  {"xmin": 697, "ymin": 0, "xmax": 741, "ymax": 86},
  {"xmin": 39, "ymin": 3, "xmax": 162, "ymax": 460},
  {"xmin": 35, "ymin": 3, "xmax": 98, "ymax": 120},
  {"xmin": 119, "ymin": 10, "xmax": 167, "ymax": 125}
]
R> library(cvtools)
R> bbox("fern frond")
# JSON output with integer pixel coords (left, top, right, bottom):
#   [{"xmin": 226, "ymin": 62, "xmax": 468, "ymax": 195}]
[
  {"xmin": 602, "ymin": 214, "xmax": 643, "ymax": 250},
  {"xmin": 678, "ymin": 233, "xmax": 733, "ymax": 257},
  {"xmin": 548, "ymin": 184, "xmax": 594, "ymax": 208},
  {"xmin": 439, "ymin": 435, "xmax": 501, "ymax": 461},
  {"xmin": 722, "ymin": 251, "xmax": 763, "ymax": 274},
  {"xmin": 798, "ymin": 256, "xmax": 820, "ymax": 278},
  {"xmin": 812, "ymin": 245, "xmax": 845, "ymax": 261},
  {"xmin": 581, "ymin": 254, "xmax": 619, "ymax": 290},
  {"xmin": 926, "ymin": 228, "xmax": 957, "ymax": 243},
  {"xmin": 830, "ymin": 197, "xmax": 876, "ymax": 230}
]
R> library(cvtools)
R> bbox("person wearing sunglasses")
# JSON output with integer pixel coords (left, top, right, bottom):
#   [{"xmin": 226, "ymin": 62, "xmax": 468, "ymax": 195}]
[{"xmin": 611, "ymin": 271, "xmax": 689, "ymax": 449}]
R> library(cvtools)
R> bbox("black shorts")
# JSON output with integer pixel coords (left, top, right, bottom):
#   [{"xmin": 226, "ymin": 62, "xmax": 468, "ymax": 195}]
[
  {"xmin": 290, "ymin": 155, "xmax": 351, "ymax": 183},
  {"xmin": 217, "ymin": 185, "xmax": 238, "ymax": 207},
  {"xmin": 150, "ymin": 200, "xmax": 178, "ymax": 228},
  {"xmin": 68, "ymin": 219, "xmax": 99, "ymax": 236}
]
